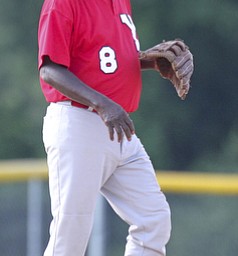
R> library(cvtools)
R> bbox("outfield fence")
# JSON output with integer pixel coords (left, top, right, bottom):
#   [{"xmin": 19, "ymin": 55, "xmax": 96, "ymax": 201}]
[
  {"xmin": 1, "ymin": 159, "xmax": 238, "ymax": 194},
  {"xmin": 0, "ymin": 159, "xmax": 238, "ymax": 256}
]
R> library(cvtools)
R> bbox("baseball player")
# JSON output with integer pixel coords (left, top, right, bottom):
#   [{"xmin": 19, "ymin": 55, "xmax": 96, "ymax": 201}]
[{"xmin": 38, "ymin": 0, "xmax": 193, "ymax": 255}]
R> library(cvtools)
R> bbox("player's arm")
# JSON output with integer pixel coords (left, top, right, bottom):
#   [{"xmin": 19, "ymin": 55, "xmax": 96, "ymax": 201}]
[
  {"xmin": 40, "ymin": 56, "xmax": 135, "ymax": 142},
  {"xmin": 139, "ymin": 40, "xmax": 193, "ymax": 99}
]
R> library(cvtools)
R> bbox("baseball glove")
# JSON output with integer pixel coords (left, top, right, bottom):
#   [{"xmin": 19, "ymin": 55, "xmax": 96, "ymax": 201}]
[{"xmin": 140, "ymin": 39, "xmax": 194, "ymax": 100}]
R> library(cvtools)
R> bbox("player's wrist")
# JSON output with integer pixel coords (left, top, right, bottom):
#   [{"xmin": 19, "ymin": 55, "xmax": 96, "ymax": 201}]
[
  {"xmin": 94, "ymin": 96, "xmax": 119, "ymax": 114},
  {"xmin": 140, "ymin": 58, "xmax": 157, "ymax": 70}
]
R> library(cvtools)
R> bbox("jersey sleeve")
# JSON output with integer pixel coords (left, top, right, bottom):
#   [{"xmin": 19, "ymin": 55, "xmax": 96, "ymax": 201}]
[{"xmin": 38, "ymin": 8, "xmax": 73, "ymax": 69}]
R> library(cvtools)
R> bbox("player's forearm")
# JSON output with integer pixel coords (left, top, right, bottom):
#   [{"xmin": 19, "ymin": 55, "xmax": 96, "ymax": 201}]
[
  {"xmin": 39, "ymin": 57, "xmax": 135, "ymax": 142},
  {"xmin": 39, "ymin": 58, "xmax": 112, "ymax": 111}
]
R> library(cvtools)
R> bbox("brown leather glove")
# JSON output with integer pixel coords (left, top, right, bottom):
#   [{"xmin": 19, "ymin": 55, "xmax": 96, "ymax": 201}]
[{"xmin": 140, "ymin": 39, "xmax": 194, "ymax": 100}]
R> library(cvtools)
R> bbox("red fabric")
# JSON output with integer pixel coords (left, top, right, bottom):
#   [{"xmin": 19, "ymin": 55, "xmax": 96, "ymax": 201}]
[{"xmin": 38, "ymin": 0, "xmax": 142, "ymax": 113}]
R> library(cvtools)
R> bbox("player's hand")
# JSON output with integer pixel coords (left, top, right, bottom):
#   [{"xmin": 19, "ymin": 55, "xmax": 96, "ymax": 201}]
[
  {"xmin": 140, "ymin": 39, "xmax": 194, "ymax": 100},
  {"xmin": 96, "ymin": 100, "xmax": 135, "ymax": 142}
]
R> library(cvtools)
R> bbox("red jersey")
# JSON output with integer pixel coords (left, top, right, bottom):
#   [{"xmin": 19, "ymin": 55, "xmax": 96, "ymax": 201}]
[{"xmin": 38, "ymin": 0, "xmax": 142, "ymax": 113}]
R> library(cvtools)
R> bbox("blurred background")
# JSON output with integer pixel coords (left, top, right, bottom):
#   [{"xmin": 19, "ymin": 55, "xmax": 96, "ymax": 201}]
[{"xmin": 0, "ymin": 0, "xmax": 238, "ymax": 255}]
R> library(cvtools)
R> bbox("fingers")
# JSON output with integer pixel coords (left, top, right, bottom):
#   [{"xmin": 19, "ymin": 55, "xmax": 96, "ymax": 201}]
[
  {"xmin": 141, "ymin": 39, "xmax": 190, "ymax": 64},
  {"xmin": 97, "ymin": 100, "xmax": 135, "ymax": 143},
  {"xmin": 174, "ymin": 59, "xmax": 194, "ymax": 80},
  {"xmin": 123, "ymin": 117, "xmax": 135, "ymax": 141},
  {"xmin": 105, "ymin": 114, "xmax": 135, "ymax": 143},
  {"xmin": 177, "ymin": 83, "xmax": 190, "ymax": 100},
  {"xmin": 158, "ymin": 40, "xmax": 187, "ymax": 52},
  {"xmin": 172, "ymin": 50, "xmax": 193, "ymax": 70},
  {"xmin": 141, "ymin": 39, "xmax": 193, "ymax": 100},
  {"xmin": 108, "ymin": 125, "xmax": 115, "ymax": 141},
  {"xmin": 173, "ymin": 40, "xmax": 187, "ymax": 51},
  {"xmin": 172, "ymin": 50, "xmax": 194, "ymax": 100},
  {"xmin": 170, "ymin": 67, "xmax": 192, "ymax": 100},
  {"xmin": 170, "ymin": 44, "xmax": 183, "ymax": 56}
]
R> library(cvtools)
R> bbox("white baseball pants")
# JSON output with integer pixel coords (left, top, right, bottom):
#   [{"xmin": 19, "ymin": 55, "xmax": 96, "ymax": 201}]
[{"xmin": 42, "ymin": 102, "xmax": 171, "ymax": 256}]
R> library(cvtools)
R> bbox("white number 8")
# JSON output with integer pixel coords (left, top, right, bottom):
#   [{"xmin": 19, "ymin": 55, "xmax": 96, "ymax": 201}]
[{"xmin": 99, "ymin": 46, "xmax": 118, "ymax": 74}]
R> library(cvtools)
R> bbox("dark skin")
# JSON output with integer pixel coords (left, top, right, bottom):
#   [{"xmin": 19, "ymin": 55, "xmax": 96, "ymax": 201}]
[{"xmin": 39, "ymin": 56, "xmax": 155, "ymax": 143}]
